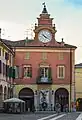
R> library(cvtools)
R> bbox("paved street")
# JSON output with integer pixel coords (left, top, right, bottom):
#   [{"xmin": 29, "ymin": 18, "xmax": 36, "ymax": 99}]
[{"xmin": 0, "ymin": 112, "xmax": 81, "ymax": 120}]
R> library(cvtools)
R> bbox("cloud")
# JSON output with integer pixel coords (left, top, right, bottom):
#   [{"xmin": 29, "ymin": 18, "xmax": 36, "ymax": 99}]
[
  {"xmin": 0, "ymin": 0, "xmax": 82, "ymax": 63},
  {"xmin": 49, "ymin": 0, "xmax": 82, "ymax": 63}
]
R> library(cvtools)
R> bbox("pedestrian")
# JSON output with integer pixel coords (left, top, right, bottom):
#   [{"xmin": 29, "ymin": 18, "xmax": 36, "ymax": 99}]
[
  {"xmin": 55, "ymin": 103, "xmax": 61, "ymax": 114},
  {"xmin": 65, "ymin": 104, "xmax": 68, "ymax": 112}
]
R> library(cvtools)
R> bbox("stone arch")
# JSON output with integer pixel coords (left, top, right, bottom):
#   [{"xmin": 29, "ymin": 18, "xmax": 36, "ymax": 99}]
[
  {"xmin": 18, "ymin": 87, "xmax": 34, "ymax": 112},
  {"xmin": 55, "ymin": 88, "xmax": 69, "ymax": 112}
]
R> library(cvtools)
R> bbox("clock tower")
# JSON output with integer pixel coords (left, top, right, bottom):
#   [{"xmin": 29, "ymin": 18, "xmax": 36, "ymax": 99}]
[{"xmin": 34, "ymin": 3, "xmax": 57, "ymax": 43}]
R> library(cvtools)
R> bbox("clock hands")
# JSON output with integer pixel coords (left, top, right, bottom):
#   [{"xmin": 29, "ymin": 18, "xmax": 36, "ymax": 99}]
[
  {"xmin": 38, "ymin": 30, "xmax": 52, "ymax": 43},
  {"xmin": 42, "ymin": 34, "xmax": 49, "ymax": 40}
]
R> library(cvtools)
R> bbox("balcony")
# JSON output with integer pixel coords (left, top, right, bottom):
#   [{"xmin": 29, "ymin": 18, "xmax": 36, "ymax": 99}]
[{"xmin": 36, "ymin": 76, "xmax": 52, "ymax": 84}]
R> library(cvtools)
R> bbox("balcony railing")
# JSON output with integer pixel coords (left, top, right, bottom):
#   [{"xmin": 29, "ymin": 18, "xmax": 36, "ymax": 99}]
[{"xmin": 36, "ymin": 76, "xmax": 52, "ymax": 84}]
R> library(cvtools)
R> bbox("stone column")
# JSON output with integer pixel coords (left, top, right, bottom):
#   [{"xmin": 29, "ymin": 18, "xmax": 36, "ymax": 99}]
[
  {"xmin": 2, "ymin": 87, "xmax": 4, "ymax": 101},
  {"xmin": 69, "ymin": 89, "xmax": 71, "ymax": 112},
  {"xmin": 34, "ymin": 90, "xmax": 38, "ymax": 111},
  {"xmin": 13, "ymin": 85, "xmax": 16, "ymax": 97},
  {"xmin": 49, "ymin": 90, "xmax": 52, "ymax": 110},
  {"xmin": 52, "ymin": 90, "xmax": 55, "ymax": 111},
  {"xmin": 0, "ymin": 87, "xmax": 4, "ymax": 108}
]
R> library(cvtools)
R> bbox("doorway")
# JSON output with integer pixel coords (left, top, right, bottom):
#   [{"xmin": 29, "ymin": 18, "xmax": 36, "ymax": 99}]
[
  {"xmin": 55, "ymin": 88, "xmax": 69, "ymax": 112},
  {"xmin": 19, "ymin": 87, "xmax": 34, "ymax": 112}
]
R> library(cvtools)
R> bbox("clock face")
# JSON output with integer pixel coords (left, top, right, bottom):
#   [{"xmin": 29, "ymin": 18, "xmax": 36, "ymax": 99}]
[{"xmin": 38, "ymin": 30, "xmax": 52, "ymax": 43}]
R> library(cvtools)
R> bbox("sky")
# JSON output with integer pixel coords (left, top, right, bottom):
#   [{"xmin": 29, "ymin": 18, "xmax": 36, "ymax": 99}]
[{"xmin": 0, "ymin": 0, "xmax": 82, "ymax": 64}]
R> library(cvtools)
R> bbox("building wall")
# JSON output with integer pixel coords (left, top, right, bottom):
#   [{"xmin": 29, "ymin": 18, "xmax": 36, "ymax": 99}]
[
  {"xmin": 14, "ymin": 48, "xmax": 75, "ymax": 111},
  {"xmin": 0, "ymin": 42, "xmax": 14, "ymax": 107},
  {"xmin": 14, "ymin": 48, "xmax": 71, "ymax": 85},
  {"xmin": 75, "ymin": 67, "xmax": 82, "ymax": 99}
]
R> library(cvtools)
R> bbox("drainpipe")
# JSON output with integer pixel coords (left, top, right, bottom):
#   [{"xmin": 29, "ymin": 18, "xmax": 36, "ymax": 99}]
[{"xmin": 70, "ymin": 49, "xmax": 72, "ymax": 112}]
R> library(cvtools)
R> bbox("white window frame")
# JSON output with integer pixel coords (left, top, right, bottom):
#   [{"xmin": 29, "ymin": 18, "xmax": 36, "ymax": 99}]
[
  {"xmin": 23, "ymin": 65, "xmax": 32, "ymax": 78},
  {"xmin": 57, "ymin": 65, "xmax": 65, "ymax": 79},
  {"xmin": 40, "ymin": 67, "xmax": 49, "ymax": 78}
]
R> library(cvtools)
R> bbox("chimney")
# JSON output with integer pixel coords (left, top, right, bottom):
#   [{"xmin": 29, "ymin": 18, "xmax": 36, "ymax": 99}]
[
  {"xmin": 25, "ymin": 37, "xmax": 28, "ymax": 46},
  {"xmin": 61, "ymin": 38, "xmax": 64, "ymax": 46}
]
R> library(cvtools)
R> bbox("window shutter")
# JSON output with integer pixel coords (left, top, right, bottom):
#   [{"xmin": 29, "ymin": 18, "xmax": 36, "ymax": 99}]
[
  {"xmin": 6, "ymin": 65, "xmax": 9, "ymax": 77},
  {"xmin": 14, "ymin": 66, "xmax": 19, "ymax": 78},
  {"xmin": 48, "ymin": 67, "xmax": 51, "ymax": 78},
  {"xmin": 30, "ymin": 67, "xmax": 32, "ymax": 77},
  {"xmin": 19, "ymin": 66, "xmax": 23, "ymax": 78},
  {"xmin": 39, "ymin": 67, "xmax": 42, "ymax": 77},
  {"xmin": 12, "ymin": 68, "xmax": 15, "ymax": 79},
  {"xmin": 9, "ymin": 67, "xmax": 12, "ymax": 78}
]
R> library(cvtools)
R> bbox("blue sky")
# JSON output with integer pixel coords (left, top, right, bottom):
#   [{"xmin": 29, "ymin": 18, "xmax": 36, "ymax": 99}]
[
  {"xmin": 0, "ymin": 0, "xmax": 82, "ymax": 63},
  {"xmin": 66, "ymin": 0, "xmax": 82, "ymax": 6}
]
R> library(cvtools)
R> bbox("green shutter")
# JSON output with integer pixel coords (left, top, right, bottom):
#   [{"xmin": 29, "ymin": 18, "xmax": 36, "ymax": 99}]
[
  {"xmin": 9, "ymin": 67, "xmax": 12, "ymax": 78},
  {"xmin": 12, "ymin": 68, "xmax": 15, "ymax": 79},
  {"xmin": 48, "ymin": 67, "xmax": 51, "ymax": 79},
  {"xmin": 9, "ymin": 67, "xmax": 15, "ymax": 79},
  {"xmin": 30, "ymin": 67, "xmax": 32, "ymax": 77}
]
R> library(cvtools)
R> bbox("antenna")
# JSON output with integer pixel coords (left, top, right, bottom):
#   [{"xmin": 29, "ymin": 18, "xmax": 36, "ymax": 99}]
[
  {"xmin": 30, "ymin": 24, "xmax": 34, "ymax": 39},
  {"xmin": 2, "ymin": 29, "xmax": 5, "ymax": 38},
  {"xmin": 24, "ymin": 24, "xmax": 34, "ymax": 40},
  {"xmin": 24, "ymin": 29, "xmax": 30, "ymax": 39}
]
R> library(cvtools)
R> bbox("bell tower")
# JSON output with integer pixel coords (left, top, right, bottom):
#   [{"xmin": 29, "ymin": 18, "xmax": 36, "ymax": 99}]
[{"xmin": 34, "ymin": 3, "xmax": 57, "ymax": 42}]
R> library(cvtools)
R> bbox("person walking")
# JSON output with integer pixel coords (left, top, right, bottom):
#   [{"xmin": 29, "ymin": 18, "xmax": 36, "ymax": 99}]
[{"xmin": 55, "ymin": 103, "xmax": 61, "ymax": 114}]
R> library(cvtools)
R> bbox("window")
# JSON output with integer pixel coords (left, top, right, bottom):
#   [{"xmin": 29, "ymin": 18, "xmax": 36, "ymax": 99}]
[
  {"xmin": 14, "ymin": 66, "xmax": 19, "ymax": 78},
  {"xmin": 42, "ymin": 52, "xmax": 47, "ymax": 60},
  {"xmin": 0, "ymin": 48, "xmax": 1, "ymax": 56},
  {"xmin": 23, "ymin": 65, "xmax": 32, "ymax": 78},
  {"xmin": 3, "ymin": 63, "xmax": 6, "ymax": 76},
  {"xmin": 24, "ymin": 52, "xmax": 30, "ymax": 60},
  {"xmin": 6, "ymin": 65, "xmax": 9, "ymax": 77},
  {"xmin": 9, "ymin": 54, "xmax": 11, "ymax": 64},
  {"xmin": 57, "ymin": 65, "xmax": 65, "ymax": 79},
  {"xmin": 40, "ymin": 67, "xmax": 49, "ymax": 78},
  {"xmin": 0, "ymin": 60, "xmax": 2, "ymax": 73},
  {"xmin": 39, "ymin": 67, "xmax": 51, "ymax": 83},
  {"xmin": 2, "ymin": 49, "xmax": 4, "ymax": 56},
  {"xmin": 5, "ymin": 52, "xmax": 9, "ymax": 60},
  {"xmin": 58, "ymin": 53, "xmax": 64, "ymax": 60}
]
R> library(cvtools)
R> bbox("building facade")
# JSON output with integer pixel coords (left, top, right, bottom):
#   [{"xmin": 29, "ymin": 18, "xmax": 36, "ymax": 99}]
[
  {"xmin": 0, "ymin": 30, "xmax": 14, "ymax": 107},
  {"xmin": 75, "ymin": 63, "xmax": 82, "ymax": 111},
  {"xmin": 2, "ymin": 4, "xmax": 77, "ymax": 112}
]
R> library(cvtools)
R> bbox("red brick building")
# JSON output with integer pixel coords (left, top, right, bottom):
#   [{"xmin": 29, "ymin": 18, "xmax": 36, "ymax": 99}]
[{"xmin": 3, "ymin": 4, "xmax": 76, "ymax": 112}]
